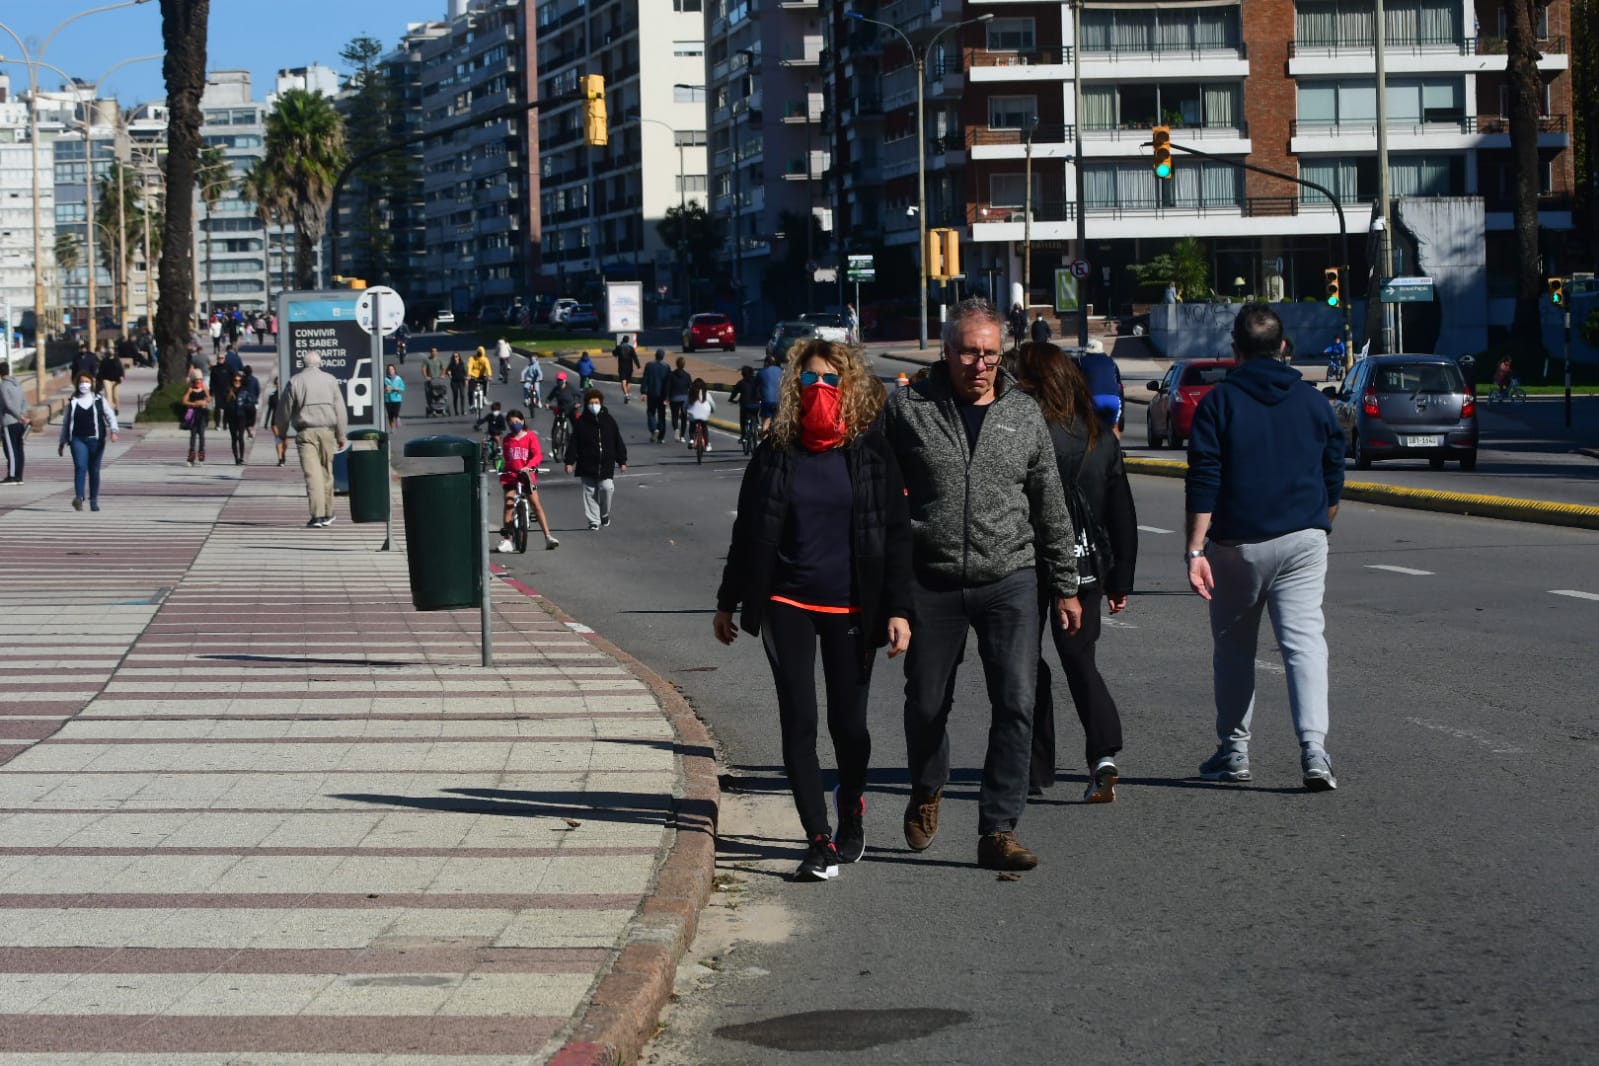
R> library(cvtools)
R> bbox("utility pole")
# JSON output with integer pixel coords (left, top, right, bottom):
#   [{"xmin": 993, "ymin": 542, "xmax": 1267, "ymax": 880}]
[
  {"xmin": 1071, "ymin": 0, "xmax": 1088, "ymax": 347},
  {"xmin": 1375, "ymin": 0, "xmax": 1394, "ymax": 353}
]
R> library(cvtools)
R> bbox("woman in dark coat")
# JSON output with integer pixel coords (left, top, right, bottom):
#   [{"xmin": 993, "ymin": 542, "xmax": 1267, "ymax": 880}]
[
  {"xmin": 1015, "ymin": 342, "xmax": 1139, "ymax": 803},
  {"xmin": 562, "ymin": 387, "xmax": 627, "ymax": 530},
  {"xmin": 713, "ymin": 339, "xmax": 913, "ymax": 882},
  {"xmin": 446, "ymin": 352, "xmax": 468, "ymax": 415}
]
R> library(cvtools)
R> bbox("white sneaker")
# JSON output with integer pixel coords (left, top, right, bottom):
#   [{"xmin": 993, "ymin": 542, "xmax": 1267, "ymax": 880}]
[
  {"xmin": 705, "ymin": 443, "xmax": 712, "ymax": 452},
  {"xmin": 496, "ymin": 538, "xmax": 514, "ymax": 553}
]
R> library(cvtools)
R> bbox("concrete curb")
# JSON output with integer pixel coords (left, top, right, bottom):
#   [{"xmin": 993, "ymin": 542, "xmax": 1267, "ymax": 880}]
[
  {"xmin": 492, "ymin": 568, "xmax": 720, "ymax": 1066},
  {"xmin": 1124, "ymin": 455, "xmax": 1599, "ymax": 532}
]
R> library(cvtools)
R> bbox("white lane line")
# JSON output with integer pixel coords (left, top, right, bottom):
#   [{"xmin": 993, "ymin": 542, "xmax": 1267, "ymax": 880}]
[
  {"xmin": 1255, "ymin": 659, "xmax": 1285, "ymax": 675},
  {"xmin": 565, "ymin": 622, "xmax": 595, "ymax": 634},
  {"xmin": 1138, "ymin": 525, "xmax": 1174, "ymax": 535},
  {"xmin": 1405, "ymin": 716, "xmax": 1525, "ymax": 755},
  {"xmin": 1549, "ymin": 589, "xmax": 1599, "ymax": 601},
  {"xmin": 1366, "ymin": 564, "xmax": 1435, "ymax": 576}
]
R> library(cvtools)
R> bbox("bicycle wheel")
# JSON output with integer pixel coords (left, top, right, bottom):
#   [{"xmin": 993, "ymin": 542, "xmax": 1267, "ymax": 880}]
[
  {"xmin": 512, "ymin": 498, "xmax": 529, "ymax": 553},
  {"xmin": 696, "ymin": 425, "xmax": 706, "ymax": 465}
]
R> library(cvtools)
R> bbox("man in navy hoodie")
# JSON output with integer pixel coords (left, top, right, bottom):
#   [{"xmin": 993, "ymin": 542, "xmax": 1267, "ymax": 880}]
[{"xmin": 1183, "ymin": 303, "xmax": 1346, "ymax": 791}]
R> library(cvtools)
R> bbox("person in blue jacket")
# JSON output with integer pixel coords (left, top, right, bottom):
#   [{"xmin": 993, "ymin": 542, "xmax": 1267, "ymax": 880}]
[{"xmin": 1183, "ymin": 303, "xmax": 1346, "ymax": 792}]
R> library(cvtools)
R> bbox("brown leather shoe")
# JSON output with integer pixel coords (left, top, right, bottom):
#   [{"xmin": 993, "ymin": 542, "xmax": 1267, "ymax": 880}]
[
  {"xmin": 978, "ymin": 830, "xmax": 1038, "ymax": 871},
  {"xmin": 903, "ymin": 787, "xmax": 942, "ymax": 851}
]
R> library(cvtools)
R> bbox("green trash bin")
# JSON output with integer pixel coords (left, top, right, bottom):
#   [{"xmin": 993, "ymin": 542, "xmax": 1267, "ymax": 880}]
[
  {"xmin": 346, "ymin": 429, "xmax": 390, "ymax": 524},
  {"xmin": 400, "ymin": 436, "xmax": 481, "ymax": 611}
]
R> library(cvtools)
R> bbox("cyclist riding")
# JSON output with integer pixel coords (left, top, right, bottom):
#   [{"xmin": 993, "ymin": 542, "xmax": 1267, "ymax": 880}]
[
  {"xmin": 496, "ymin": 337, "xmax": 513, "ymax": 383},
  {"xmin": 474, "ymin": 400, "xmax": 508, "ymax": 465},
  {"xmin": 467, "ymin": 346, "xmax": 493, "ymax": 406},
  {"xmin": 1324, "ymin": 337, "xmax": 1347, "ymax": 381},
  {"xmin": 545, "ymin": 370, "xmax": 580, "ymax": 446},
  {"xmin": 495, "ymin": 410, "xmax": 560, "ymax": 553},
  {"xmin": 756, "ymin": 354, "xmax": 783, "ymax": 434},
  {"xmin": 520, "ymin": 355, "xmax": 544, "ymax": 409},
  {"xmin": 576, "ymin": 351, "xmax": 597, "ymax": 390},
  {"xmin": 686, "ymin": 378, "xmax": 716, "ymax": 455},
  {"xmin": 729, "ymin": 365, "xmax": 762, "ymax": 449}
]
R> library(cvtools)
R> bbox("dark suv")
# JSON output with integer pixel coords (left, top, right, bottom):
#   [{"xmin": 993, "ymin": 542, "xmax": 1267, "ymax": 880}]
[{"xmin": 1329, "ymin": 354, "xmax": 1477, "ymax": 471}]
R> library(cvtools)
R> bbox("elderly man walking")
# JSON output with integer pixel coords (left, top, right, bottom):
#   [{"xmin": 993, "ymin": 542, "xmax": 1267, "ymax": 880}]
[
  {"xmin": 1, "ymin": 362, "xmax": 28, "ymax": 484},
  {"xmin": 274, "ymin": 351, "xmax": 348, "ymax": 528},
  {"xmin": 881, "ymin": 297, "xmax": 1082, "ymax": 871},
  {"xmin": 1184, "ymin": 303, "xmax": 1346, "ymax": 790}
]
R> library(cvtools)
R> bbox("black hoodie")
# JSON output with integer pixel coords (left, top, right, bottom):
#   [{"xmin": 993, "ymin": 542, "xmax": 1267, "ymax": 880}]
[{"xmin": 1184, "ymin": 358, "xmax": 1345, "ymax": 541}]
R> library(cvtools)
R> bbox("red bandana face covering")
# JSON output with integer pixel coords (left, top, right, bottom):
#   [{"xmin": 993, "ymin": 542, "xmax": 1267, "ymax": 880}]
[{"xmin": 798, "ymin": 382, "xmax": 845, "ymax": 450}]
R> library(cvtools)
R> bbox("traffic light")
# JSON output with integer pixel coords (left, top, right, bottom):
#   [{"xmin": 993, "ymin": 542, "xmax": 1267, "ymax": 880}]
[
  {"xmin": 332, "ymin": 276, "xmax": 367, "ymax": 290},
  {"xmin": 1323, "ymin": 266, "xmax": 1341, "ymax": 307},
  {"xmin": 940, "ymin": 229, "xmax": 960, "ymax": 280},
  {"xmin": 1151, "ymin": 125, "xmax": 1173, "ymax": 180},
  {"xmin": 580, "ymin": 74, "xmax": 608, "ymax": 147},
  {"xmin": 1548, "ymin": 276, "xmax": 1565, "ymax": 305},
  {"xmin": 925, "ymin": 228, "xmax": 945, "ymax": 279}
]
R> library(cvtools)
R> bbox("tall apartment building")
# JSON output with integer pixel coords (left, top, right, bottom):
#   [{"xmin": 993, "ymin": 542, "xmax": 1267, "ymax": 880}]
[
  {"xmin": 703, "ymin": 0, "xmax": 830, "ymax": 331},
  {"xmin": 196, "ymin": 71, "xmax": 278, "ymax": 315},
  {"xmin": 0, "ymin": 75, "xmax": 54, "ymax": 327},
  {"xmin": 32, "ymin": 84, "xmax": 119, "ymax": 329},
  {"xmin": 826, "ymin": 0, "xmax": 1573, "ymax": 336},
  {"xmin": 405, "ymin": 0, "xmax": 539, "ymax": 317},
  {"xmin": 535, "ymin": 0, "xmax": 708, "ymax": 316}
]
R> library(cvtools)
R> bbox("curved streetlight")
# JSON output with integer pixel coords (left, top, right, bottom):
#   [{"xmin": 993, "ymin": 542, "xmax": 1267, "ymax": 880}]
[
  {"xmin": 624, "ymin": 112, "xmax": 694, "ymax": 319},
  {"xmin": 0, "ymin": 0, "xmax": 155, "ymax": 401},
  {"xmin": 846, "ymin": 9, "xmax": 992, "ymax": 350},
  {"xmin": 6, "ymin": 54, "xmax": 162, "ymax": 355}
]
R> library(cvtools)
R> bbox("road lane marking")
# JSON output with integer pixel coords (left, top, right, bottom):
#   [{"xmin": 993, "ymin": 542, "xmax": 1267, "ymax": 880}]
[
  {"xmin": 565, "ymin": 622, "xmax": 595, "ymax": 634},
  {"xmin": 1549, "ymin": 589, "xmax": 1599, "ymax": 601},
  {"xmin": 1138, "ymin": 525, "xmax": 1174, "ymax": 535},
  {"xmin": 1366, "ymin": 565, "xmax": 1434, "ymax": 576},
  {"xmin": 1255, "ymin": 659, "xmax": 1285, "ymax": 675},
  {"xmin": 1405, "ymin": 716, "xmax": 1525, "ymax": 755}
]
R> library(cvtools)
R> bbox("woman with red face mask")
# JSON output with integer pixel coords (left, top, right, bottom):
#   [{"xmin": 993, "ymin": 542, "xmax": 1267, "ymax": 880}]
[{"xmin": 713, "ymin": 339, "xmax": 913, "ymax": 883}]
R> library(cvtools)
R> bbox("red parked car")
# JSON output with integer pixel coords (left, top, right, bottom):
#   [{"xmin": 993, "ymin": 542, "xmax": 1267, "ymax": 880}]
[
  {"xmin": 1145, "ymin": 358, "xmax": 1237, "ymax": 449},
  {"xmin": 682, "ymin": 312, "xmax": 736, "ymax": 352}
]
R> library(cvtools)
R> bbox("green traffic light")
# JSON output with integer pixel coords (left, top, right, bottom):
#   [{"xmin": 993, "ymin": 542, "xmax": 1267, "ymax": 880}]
[
  {"xmin": 1155, "ymin": 162, "xmax": 1171, "ymax": 179},
  {"xmin": 1327, "ymin": 295, "xmax": 1339, "ymax": 307}
]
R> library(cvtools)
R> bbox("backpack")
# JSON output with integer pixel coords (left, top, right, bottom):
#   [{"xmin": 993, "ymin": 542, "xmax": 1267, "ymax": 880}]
[{"xmin": 1064, "ymin": 460, "xmax": 1113, "ymax": 589}]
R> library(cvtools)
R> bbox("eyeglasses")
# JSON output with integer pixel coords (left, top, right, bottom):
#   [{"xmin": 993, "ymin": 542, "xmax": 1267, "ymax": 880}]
[
  {"xmin": 800, "ymin": 371, "xmax": 840, "ymax": 387},
  {"xmin": 954, "ymin": 350, "xmax": 1002, "ymax": 366}
]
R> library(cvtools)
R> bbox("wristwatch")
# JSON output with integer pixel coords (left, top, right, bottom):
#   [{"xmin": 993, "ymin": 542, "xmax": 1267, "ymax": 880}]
[{"xmin": 1184, "ymin": 550, "xmax": 1205, "ymax": 561}]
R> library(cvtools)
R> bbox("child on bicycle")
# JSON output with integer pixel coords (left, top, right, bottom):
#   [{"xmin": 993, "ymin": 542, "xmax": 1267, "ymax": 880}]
[
  {"xmin": 1492, "ymin": 355, "xmax": 1513, "ymax": 400},
  {"xmin": 474, "ymin": 400, "xmax": 508, "ymax": 462},
  {"xmin": 545, "ymin": 371, "xmax": 579, "ymax": 434},
  {"xmin": 685, "ymin": 377, "xmax": 716, "ymax": 452},
  {"xmin": 496, "ymin": 410, "xmax": 560, "ymax": 553},
  {"xmin": 467, "ymin": 346, "xmax": 493, "ymax": 405},
  {"xmin": 576, "ymin": 351, "xmax": 597, "ymax": 390},
  {"xmin": 521, "ymin": 356, "xmax": 543, "ymax": 409},
  {"xmin": 729, "ymin": 365, "xmax": 762, "ymax": 443}
]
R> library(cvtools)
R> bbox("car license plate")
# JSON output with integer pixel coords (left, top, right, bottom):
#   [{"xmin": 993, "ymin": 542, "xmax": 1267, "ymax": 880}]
[{"xmin": 1403, "ymin": 435, "xmax": 1444, "ymax": 447}]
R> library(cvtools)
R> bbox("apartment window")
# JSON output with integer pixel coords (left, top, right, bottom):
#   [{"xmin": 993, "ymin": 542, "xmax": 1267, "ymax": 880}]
[
  {"xmin": 989, "ymin": 173, "xmax": 1042, "ymax": 208},
  {"xmin": 674, "ymin": 40, "xmax": 705, "ymax": 57},
  {"xmin": 1083, "ymin": 160, "xmax": 1240, "ymax": 209},
  {"xmin": 1302, "ymin": 155, "xmax": 1462, "ymax": 201},
  {"xmin": 676, "ymin": 174, "xmax": 708, "ymax": 193},
  {"xmin": 674, "ymin": 130, "xmax": 708, "ymax": 147},
  {"xmin": 1497, "ymin": 82, "xmax": 1553, "ymax": 116},
  {"xmin": 1297, "ymin": 0, "xmax": 1458, "ymax": 47},
  {"xmin": 1299, "ymin": 77, "xmax": 1464, "ymax": 127},
  {"xmin": 675, "ymin": 0, "xmax": 703, "ymax": 10},
  {"xmin": 988, "ymin": 95, "xmax": 1037, "ymax": 130},
  {"xmin": 986, "ymin": 18, "xmax": 1036, "ymax": 52},
  {"xmin": 1084, "ymin": 83, "xmax": 1240, "ymax": 128},
  {"xmin": 679, "ymin": 84, "xmax": 707, "ymax": 104},
  {"xmin": 1496, "ymin": 6, "xmax": 1550, "ymax": 38},
  {"xmin": 1080, "ymin": 6, "xmax": 1239, "ymax": 52}
]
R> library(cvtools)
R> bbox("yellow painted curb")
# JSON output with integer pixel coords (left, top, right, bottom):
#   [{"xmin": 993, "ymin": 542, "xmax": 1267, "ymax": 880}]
[{"xmin": 1124, "ymin": 456, "xmax": 1599, "ymax": 532}]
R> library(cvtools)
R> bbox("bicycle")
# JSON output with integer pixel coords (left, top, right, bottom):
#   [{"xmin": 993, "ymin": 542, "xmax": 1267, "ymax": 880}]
[
  {"xmin": 480, "ymin": 433, "xmax": 503, "ymax": 473},
  {"xmin": 740, "ymin": 412, "xmax": 760, "ymax": 456},
  {"xmin": 468, "ymin": 377, "xmax": 487, "ymax": 415},
  {"xmin": 508, "ymin": 473, "xmax": 533, "ymax": 553},
  {"xmin": 499, "ymin": 359, "xmax": 510, "ymax": 385},
  {"xmin": 692, "ymin": 419, "xmax": 709, "ymax": 465},
  {"xmin": 550, "ymin": 409, "xmax": 572, "ymax": 458},
  {"xmin": 1487, "ymin": 378, "xmax": 1527, "ymax": 403}
]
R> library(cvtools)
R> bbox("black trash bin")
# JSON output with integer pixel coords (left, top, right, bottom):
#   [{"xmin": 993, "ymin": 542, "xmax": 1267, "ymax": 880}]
[
  {"xmin": 346, "ymin": 429, "xmax": 390, "ymax": 524},
  {"xmin": 400, "ymin": 436, "xmax": 481, "ymax": 611}
]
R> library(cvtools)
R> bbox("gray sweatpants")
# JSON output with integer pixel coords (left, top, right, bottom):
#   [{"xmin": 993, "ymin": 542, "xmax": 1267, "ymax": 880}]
[{"xmin": 1206, "ymin": 528, "xmax": 1330, "ymax": 752}]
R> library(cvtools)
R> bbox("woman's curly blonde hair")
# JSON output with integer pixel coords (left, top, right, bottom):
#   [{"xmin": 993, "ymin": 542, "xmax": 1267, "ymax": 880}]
[{"xmin": 768, "ymin": 339, "xmax": 884, "ymax": 450}]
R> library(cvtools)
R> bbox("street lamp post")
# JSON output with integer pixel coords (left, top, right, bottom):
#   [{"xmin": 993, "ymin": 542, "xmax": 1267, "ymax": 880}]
[
  {"xmin": 1023, "ymin": 116, "xmax": 1038, "ymax": 312},
  {"xmin": 846, "ymin": 10, "xmax": 992, "ymax": 350},
  {"xmin": 0, "ymin": 0, "xmax": 154, "ymax": 402},
  {"xmin": 627, "ymin": 112, "xmax": 691, "ymax": 323}
]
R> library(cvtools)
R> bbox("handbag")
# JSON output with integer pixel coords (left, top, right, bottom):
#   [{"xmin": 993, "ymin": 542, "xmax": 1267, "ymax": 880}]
[
  {"xmin": 181, "ymin": 407, "xmax": 195, "ymax": 429},
  {"xmin": 1064, "ymin": 467, "xmax": 1113, "ymax": 590}
]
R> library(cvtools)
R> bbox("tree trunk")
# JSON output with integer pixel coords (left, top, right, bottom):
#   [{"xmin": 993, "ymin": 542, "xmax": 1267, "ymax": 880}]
[
  {"xmin": 1506, "ymin": 0, "xmax": 1548, "ymax": 350},
  {"xmin": 156, "ymin": 0, "xmax": 210, "ymax": 386},
  {"xmin": 294, "ymin": 224, "xmax": 316, "ymax": 292}
]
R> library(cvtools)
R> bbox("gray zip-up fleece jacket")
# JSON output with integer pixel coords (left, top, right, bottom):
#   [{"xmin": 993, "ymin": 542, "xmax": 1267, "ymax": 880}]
[{"xmin": 882, "ymin": 363, "xmax": 1079, "ymax": 597}]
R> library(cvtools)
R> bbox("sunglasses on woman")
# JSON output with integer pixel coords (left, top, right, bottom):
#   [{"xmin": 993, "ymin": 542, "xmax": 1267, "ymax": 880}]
[{"xmin": 800, "ymin": 371, "xmax": 840, "ymax": 387}]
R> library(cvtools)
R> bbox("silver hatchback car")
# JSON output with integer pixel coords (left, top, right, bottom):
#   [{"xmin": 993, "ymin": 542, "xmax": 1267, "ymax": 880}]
[{"xmin": 1328, "ymin": 354, "xmax": 1478, "ymax": 471}]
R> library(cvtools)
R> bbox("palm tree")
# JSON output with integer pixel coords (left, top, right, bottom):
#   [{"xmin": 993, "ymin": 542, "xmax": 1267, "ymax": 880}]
[
  {"xmin": 1506, "ymin": 0, "xmax": 1553, "ymax": 349},
  {"xmin": 196, "ymin": 145, "xmax": 231, "ymax": 316},
  {"xmin": 262, "ymin": 89, "xmax": 347, "ymax": 290},
  {"xmin": 54, "ymin": 231, "xmax": 80, "ymax": 327},
  {"xmin": 156, "ymin": 0, "xmax": 211, "ymax": 386},
  {"xmin": 96, "ymin": 163, "xmax": 143, "ymax": 327},
  {"xmin": 239, "ymin": 158, "xmax": 288, "ymax": 305}
]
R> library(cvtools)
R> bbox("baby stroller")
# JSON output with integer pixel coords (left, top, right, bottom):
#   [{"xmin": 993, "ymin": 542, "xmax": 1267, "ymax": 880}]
[{"xmin": 424, "ymin": 378, "xmax": 449, "ymax": 418}]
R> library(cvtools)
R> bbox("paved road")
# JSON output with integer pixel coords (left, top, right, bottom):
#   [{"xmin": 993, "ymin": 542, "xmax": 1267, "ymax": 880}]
[{"xmin": 374, "ymin": 346, "xmax": 1599, "ymax": 1064}]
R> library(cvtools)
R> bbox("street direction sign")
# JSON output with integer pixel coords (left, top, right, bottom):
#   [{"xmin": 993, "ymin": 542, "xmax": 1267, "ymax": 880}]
[
  {"xmin": 1379, "ymin": 276, "xmax": 1435, "ymax": 304},
  {"xmin": 1054, "ymin": 269, "xmax": 1080, "ymax": 313},
  {"xmin": 278, "ymin": 290, "xmax": 380, "ymax": 430},
  {"xmin": 847, "ymin": 254, "xmax": 875, "ymax": 282},
  {"xmin": 1070, "ymin": 258, "xmax": 1091, "ymax": 279},
  {"xmin": 355, "ymin": 286, "xmax": 405, "ymax": 336}
]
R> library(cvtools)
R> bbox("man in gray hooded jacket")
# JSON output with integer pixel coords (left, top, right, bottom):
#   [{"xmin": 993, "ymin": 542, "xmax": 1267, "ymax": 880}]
[{"xmin": 881, "ymin": 297, "xmax": 1082, "ymax": 871}]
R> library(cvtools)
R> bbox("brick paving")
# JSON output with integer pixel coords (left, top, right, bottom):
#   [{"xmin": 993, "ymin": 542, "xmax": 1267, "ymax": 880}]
[{"xmin": 0, "ymin": 379, "xmax": 712, "ymax": 1062}]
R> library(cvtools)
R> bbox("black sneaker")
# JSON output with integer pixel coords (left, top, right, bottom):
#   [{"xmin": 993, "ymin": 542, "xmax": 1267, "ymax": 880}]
[
  {"xmin": 305, "ymin": 517, "xmax": 322, "ymax": 528},
  {"xmin": 833, "ymin": 786, "xmax": 865, "ymax": 864},
  {"xmin": 795, "ymin": 834, "xmax": 839, "ymax": 882}
]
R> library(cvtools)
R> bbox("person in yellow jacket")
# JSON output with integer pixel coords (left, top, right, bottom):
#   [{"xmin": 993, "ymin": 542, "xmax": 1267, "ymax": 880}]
[{"xmin": 466, "ymin": 347, "xmax": 493, "ymax": 412}]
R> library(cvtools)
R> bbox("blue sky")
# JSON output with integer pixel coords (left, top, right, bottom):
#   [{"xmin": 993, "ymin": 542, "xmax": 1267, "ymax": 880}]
[{"xmin": 0, "ymin": 0, "xmax": 450, "ymax": 106}]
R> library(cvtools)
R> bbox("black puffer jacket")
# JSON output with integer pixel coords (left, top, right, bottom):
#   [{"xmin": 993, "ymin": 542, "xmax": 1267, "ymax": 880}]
[
  {"xmin": 1044, "ymin": 420, "xmax": 1138, "ymax": 598},
  {"xmin": 563, "ymin": 407, "xmax": 627, "ymax": 479},
  {"xmin": 716, "ymin": 431, "xmax": 913, "ymax": 669}
]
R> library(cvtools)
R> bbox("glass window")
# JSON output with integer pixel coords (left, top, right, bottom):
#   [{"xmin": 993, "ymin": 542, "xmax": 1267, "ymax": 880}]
[
  {"xmin": 988, "ymin": 95, "xmax": 1036, "ymax": 129},
  {"xmin": 989, "ymin": 173, "xmax": 1041, "ymax": 208},
  {"xmin": 987, "ymin": 18, "xmax": 1036, "ymax": 51}
]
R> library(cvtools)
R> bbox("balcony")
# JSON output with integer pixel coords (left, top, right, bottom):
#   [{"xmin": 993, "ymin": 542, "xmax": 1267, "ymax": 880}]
[
  {"xmin": 1079, "ymin": 40, "xmax": 1248, "ymax": 82},
  {"xmin": 1287, "ymin": 34, "xmax": 1568, "ymax": 75},
  {"xmin": 779, "ymin": 0, "xmax": 819, "ymax": 7},
  {"xmin": 1290, "ymin": 114, "xmax": 1569, "ymax": 153},
  {"xmin": 1081, "ymin": 121, "xmax": 1251, "ymax": 158},
  {"xmin": 782, "ymin": 150, "xmax": 831, "ymax": 180},
  {"xmin": 965, "ymin": 46, "xmax": 1071, "ymax": 82},
  {"xmin": 965, "ymin": 124, "xmax": 1075, "ymax": 161},
  {"xmin": 783, "ymin": 95, "xmax": 824, "ymax": 124},
  {"xmin": 781, "ymin": 35, "xmax": 824, "ymax": 67}
]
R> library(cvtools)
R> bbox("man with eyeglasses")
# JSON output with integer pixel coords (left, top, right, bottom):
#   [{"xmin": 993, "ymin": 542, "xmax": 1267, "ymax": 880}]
[{"xmin": 881, "ymin": 297, "xmax": 1083, "ymax": 872}]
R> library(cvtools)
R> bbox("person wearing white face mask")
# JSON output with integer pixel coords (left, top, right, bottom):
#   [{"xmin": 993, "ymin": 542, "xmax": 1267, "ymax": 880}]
[
  {"xmin": 563, "ymin": 388, "xmax": 627, "ymax": 530},
  {"xmin": 57, "ymin": 372, "xmax": 119, "ymax": 512}
]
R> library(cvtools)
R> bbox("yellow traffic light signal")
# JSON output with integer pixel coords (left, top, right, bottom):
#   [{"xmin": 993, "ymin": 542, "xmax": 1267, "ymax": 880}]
[
  {"xmin": 1151, "ymin": 125, "xmax": 1173, "ymax": 180},
  {"xmin": 925, "ymin": 228, "xmax": 945, "ymax": 279},
  {"xmin": 332, "ymin": 275, "xmax": 367, "ymax": 290},
  {"xmin": 1548, "ymin": 276, "xmax": 1565, "ymax": 305},
  {"xmin": 1323, "ymin": 267, "xmax": 1341, "ymax": 307},
  {"xmin": 580, "ymin": 74, "xmax": 608, "ymax": 147},
  {"xmin": 940, "ymin": 229, "xmax": 960, "ymax": 280}
]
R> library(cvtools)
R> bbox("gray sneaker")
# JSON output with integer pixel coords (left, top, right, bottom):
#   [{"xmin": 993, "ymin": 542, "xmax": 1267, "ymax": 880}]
[
  {"xmin": 1302, "ymin": 750, "xmax": 1338, "ymax": 792},
  {"xmin": 1198, "ymin": 747, "xmax": 1251, "ymax": 782}
]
